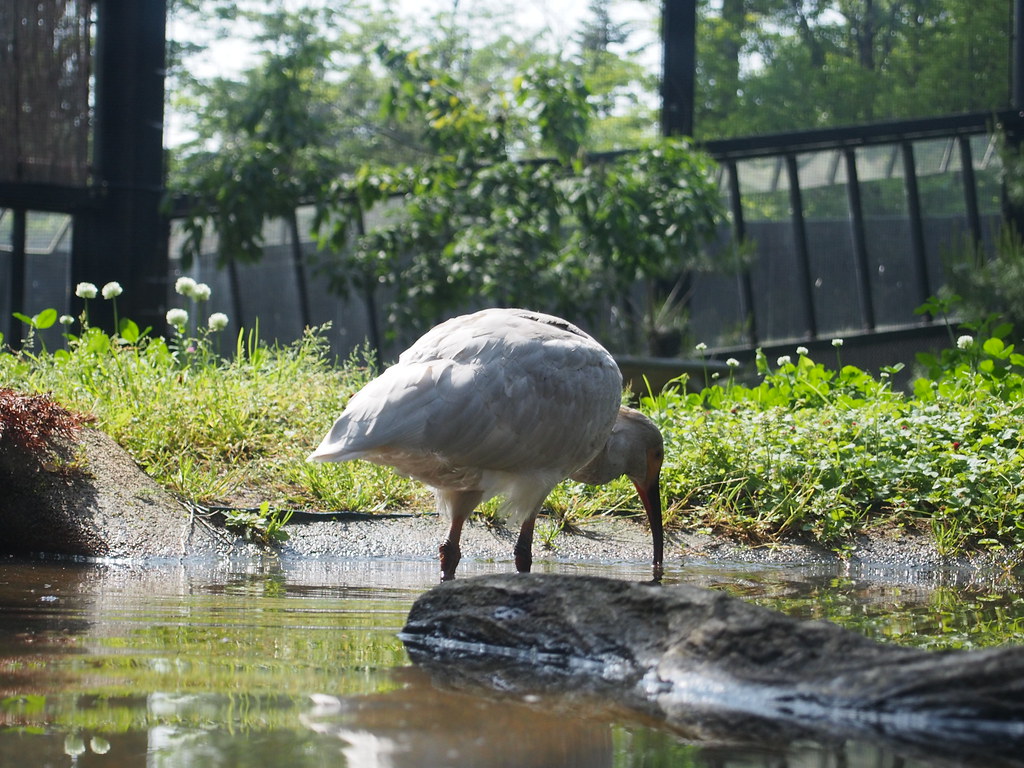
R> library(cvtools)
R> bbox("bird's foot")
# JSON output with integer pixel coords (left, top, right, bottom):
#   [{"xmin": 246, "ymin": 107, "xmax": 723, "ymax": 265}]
[
  {"xmin": 651, "ymin": 562, "xmax": 664, "ymax": 584},
  {"xmin": 439, "ymin": 540, "xmax": 461, "ymax": 582}
]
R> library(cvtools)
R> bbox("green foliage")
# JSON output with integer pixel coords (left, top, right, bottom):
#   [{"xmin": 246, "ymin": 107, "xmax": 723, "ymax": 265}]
[
  {"xmin": 644, "ymin": 332, "xmax": 1024, "ymax": 555},
  {"xmin": 942, "ymin": 227, "xmax": 1024, "ymax": 344},
  {"xmin": 223, "ymin": 501, "xmax": 294, "ymax": 544},
  {"xmin": 7, "ymin": 280, "xmax": 1024, "ymax": 556},
  {"xmin": 0, "ymin": 283, "xmax": 407, "ymax": 541},
  {"xmin": 170, "ymin": 9, "xmax": 348, "ymax": 269},
  {"xmin": 167, "ymin": 0, "xmax": 661, "ymax": 274},
  {"xmin": 288, "ymin": 459, "xmax": 424, "ymax": 513},
  {"xmin": 314, "ymin": 46, "xmax": 725, "ymax": 351},
  {"xmin": 695, "ymin": 0, "xmax": 1010, "ymax": 140}
]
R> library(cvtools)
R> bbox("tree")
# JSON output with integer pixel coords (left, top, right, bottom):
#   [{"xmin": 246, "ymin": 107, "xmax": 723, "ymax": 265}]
[
  {"xmin": 170, "ymin": 5, "xmax": 354, "ymax": 327},
  {"xmin": 694, "ymin": 0, "xmax": 1012, "ymax": 139},
  {"xmin": 314, "ymin": 47, "xmax": 725, "ymax": 354},
  {"xmin": 575, "ymin": 0, "xmax": 660, "ymax": 150},
  {"xmin": 165, "ymin": 0, "xmax": 586, "ymax": 328}
]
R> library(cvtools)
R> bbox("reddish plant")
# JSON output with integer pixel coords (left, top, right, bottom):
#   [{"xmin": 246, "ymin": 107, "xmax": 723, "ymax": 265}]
[{"xmin": 0, "ymin": 388, "xmax": 92, "ymax": 457}]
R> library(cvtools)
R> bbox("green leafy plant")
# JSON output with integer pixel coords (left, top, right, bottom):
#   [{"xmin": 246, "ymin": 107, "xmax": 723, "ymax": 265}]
[
  {"xmin": 642, "ymin": 326, "xmax": 1024, "ymax": 555},
  {"xmin": 223, "ymin": 501, "xmax": 295, "ymax": 544},
  {"xmin": 12, "ymin": 308, "xmax": 57, "ymax": 352},
  {"xmin": 314, "ymin": 46, "xmax": 725, "ymax": 353},
  {"xmin": 7, "ymin": 278, "xmax": 1024, "ymax": 557}
]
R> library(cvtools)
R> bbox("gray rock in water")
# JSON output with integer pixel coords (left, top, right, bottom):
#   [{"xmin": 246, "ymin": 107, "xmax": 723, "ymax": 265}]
[{"xmin": 401, "ymin": 573, "xmax": 1024, "ymax": 764}]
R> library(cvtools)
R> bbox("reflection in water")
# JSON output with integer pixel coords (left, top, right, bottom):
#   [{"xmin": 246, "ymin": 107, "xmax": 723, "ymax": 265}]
[
  {"xmin": 302, "ymin": 667, "xmax": 613, "ymax": 768},
  {"xmin": 0, "ymin": 554, "xmax": 1021, "ymax": 767}
]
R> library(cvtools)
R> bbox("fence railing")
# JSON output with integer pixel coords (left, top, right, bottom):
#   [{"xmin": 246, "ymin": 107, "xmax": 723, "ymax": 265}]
[
  {"xmin": 2, "ymin": 110, "xmax": 1020, "ymax": 362},
  {"xmin": 687, "ymin": 110, "xmax": 1015, "ymax": 353}
]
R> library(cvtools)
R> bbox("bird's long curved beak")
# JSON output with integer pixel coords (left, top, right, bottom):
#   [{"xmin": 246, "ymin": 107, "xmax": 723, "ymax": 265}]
[{"xmin": 633, "ymin": 450, "xmax": 664, "ymax": 580}]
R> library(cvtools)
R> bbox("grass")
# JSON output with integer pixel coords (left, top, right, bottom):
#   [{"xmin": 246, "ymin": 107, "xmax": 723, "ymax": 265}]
[{"xmin": 3, "ymin": 285, "xmax": 1024, "ymax": 556}]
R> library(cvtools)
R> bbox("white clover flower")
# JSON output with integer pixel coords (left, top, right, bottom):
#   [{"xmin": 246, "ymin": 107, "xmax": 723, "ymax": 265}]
[
  {"xmin": 166, "ymin": 308, "xmax": 189, "ymax": 327},
  {"xmin": 208, "ymin": 312, "xmax": 229, "ymax": 331},
  {"xmin": 175, "ymin": 276, "xmax": 197, "ymax": 297},
  {"xmin": 831, "ymin": 338, "xmax": 844, "ymax": 348},
  {"xmin": 726, "ymin": 357, "xmax": 740, "ymax": 368},
  {"xmin": 711, "ymin": 372, "xmax": 720, "ymax": 380},
  {"xmin": 59, "ymin": 314, "xmax": 75, "ymax": 326},
  {"xmin": 64, "ymin": 734, "xmax": 86, "ymax": 757},
  {"xmin": 101, "ymin": 281, "xmax": 123, "ymax": 299},
  {"xmin": 192, "ymin": 282, "xmax": 212, "ymax": 301},
  {"xmin": 796, "ymin": 346, "xmax": 808, "ymax": 356},
  {"xmin": 695, "ymin": 342, "xmax": 708, "ymax": 352},
  {"xmin": 956, "ymin": 334, "xmax": 974, "ymax": 350},
  {"xmin": 777, "ymin": 355, "xmax": 791, "ymax": 367},
  {"xmin": 75, "ymin": 282, "xmax": 98, "ymax": 299}
]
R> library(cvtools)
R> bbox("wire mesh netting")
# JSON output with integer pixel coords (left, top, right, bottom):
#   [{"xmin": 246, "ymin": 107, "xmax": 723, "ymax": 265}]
[{"xmin": 0, "ymin": 0, "xmax": 92, "ymax": 186}]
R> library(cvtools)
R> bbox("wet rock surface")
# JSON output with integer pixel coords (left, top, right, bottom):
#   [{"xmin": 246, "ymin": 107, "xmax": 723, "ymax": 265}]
[
  {"xmin": 401, "ymin": 573, "xmax": 1024, "ymax": 765},
  {"xmin": 0, "ymin": 428, "xmax": 233, "ymax": 559}
]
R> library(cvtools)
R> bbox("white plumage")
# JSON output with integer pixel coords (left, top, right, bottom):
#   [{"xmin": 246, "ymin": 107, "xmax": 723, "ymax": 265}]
[{"xmin": 309, "ymin": 308, "xmax": 664, "ymax": 580}]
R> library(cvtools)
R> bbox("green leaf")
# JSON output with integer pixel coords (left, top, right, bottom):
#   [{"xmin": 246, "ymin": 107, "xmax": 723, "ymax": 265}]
[
  {"xmin": 12, "ymin": 312, "xmax": 34, "ymax": 327},
  {"xmin": 86, "ymin": 330, "xmax": 111, "ymax": 355},
  {"xmin": 33, "ymin": 308, "xmax": 57, "ymax": 329},
  {"xmin": 983, "ymin": 337, "xmax": 1007, "ymax": 358},
  {"xmin": 992, "ymin": 322, "xmax": 1014, "ymax": 339},
  {"xmin": 119, "ymin": 318, "xmax": 141, "ymax": 343}
]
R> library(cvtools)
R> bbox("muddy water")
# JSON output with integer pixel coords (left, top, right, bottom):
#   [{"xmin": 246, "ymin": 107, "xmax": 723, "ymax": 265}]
[{"xmin": 0, "ymin": 554, "xmax": 1021, "ymax": 768}]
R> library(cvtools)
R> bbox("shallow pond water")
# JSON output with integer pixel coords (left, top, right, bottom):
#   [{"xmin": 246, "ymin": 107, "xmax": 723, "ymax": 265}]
[{"xmin": 1, "ymin": 553, "xmax": 1021, "ymax": 768}]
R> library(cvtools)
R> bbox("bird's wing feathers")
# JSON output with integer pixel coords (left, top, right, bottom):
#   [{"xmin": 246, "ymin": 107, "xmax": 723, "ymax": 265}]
[
  {"xmin": 308, "ymin": 361, "xmax": 441, "ymax": 461},
  {"xmin": 417, "ymin": 310, "xmax": 623, "ymax": 473},
  {"xmin": 310, "ymin": 308, "xmax": 622, "ymax": 482}
]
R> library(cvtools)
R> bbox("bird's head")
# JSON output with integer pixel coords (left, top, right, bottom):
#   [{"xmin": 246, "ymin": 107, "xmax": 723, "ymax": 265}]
[
  {"xmin": 605, "ymin": 407, "xmax": 664, "ymax": 579},
  {"xmin": 568, "ymin": 407, "xmax": 664, "ymax": 577}
]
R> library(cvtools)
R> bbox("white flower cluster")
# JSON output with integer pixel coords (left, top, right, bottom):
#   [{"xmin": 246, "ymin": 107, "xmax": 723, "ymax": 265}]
[
  {"xmin": 208, "ymin": 312, "xmax": 229, "ymax": 331},
  {"xmin": 70, "ymin": 278, "xmax": 229, "ymax": 336},
  {"xmin": 175, "ymin": 276, "xmax": 212, "ymax": 301},
  {"xmin": 75, "ymin": 281, "xmax": 123, "ymax": 299},
  {"xmin": 168, "ymin": 276, "xmax": 228, "ymax": 332},
  {"xmin": 166, "ymin": 308, "xmax": 189, "ymax": 327}
]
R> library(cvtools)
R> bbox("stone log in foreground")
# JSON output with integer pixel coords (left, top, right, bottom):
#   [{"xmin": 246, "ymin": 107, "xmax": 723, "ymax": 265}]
[{"xmin": 401, "ymin": 573, "xmax": 1024, "ymax": 763}]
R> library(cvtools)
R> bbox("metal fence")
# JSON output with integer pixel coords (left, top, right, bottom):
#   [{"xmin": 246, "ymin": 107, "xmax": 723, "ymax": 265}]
[
  {"xmin": 1, "ymin": 110, "xmax": 1017, "ymax": 366},
  {"xmin": 689, "ymin": 113, "xmax": 1008, "ymax": 355}
]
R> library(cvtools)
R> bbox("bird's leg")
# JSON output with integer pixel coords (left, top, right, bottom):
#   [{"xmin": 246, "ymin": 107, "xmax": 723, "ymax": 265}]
[
  {"xmin": 438, "ymin": 490, "xmax": 482, "ymax": 582},
  {"xmin": 514, "ymin": 517, "xmax": 536, "ymax": 573},
  {"xmin": 439, "ymin": 523, "xmax": 463, "ymax": 582}
]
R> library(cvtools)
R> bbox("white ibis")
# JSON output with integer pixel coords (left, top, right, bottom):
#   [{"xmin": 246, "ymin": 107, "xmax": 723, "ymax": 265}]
[{"xmin": 308, "ymin": 308, "xmax": 664, "ymax": 581}]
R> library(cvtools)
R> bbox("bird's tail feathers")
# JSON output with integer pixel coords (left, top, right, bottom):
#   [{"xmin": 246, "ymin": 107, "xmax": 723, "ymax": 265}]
[{"xmin": 306, "ymin": 441, "xmax": 366, "ymax": 463}]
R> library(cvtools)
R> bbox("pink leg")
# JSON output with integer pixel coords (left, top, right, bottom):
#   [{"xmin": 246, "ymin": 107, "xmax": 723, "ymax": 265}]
[
  {"xmin": 439, "ymin": 516, "xmax": 465, "ymax": 582},
  {"xmin": 437, "ymin": 490, "xmax": 482, "ymax": 582}
]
